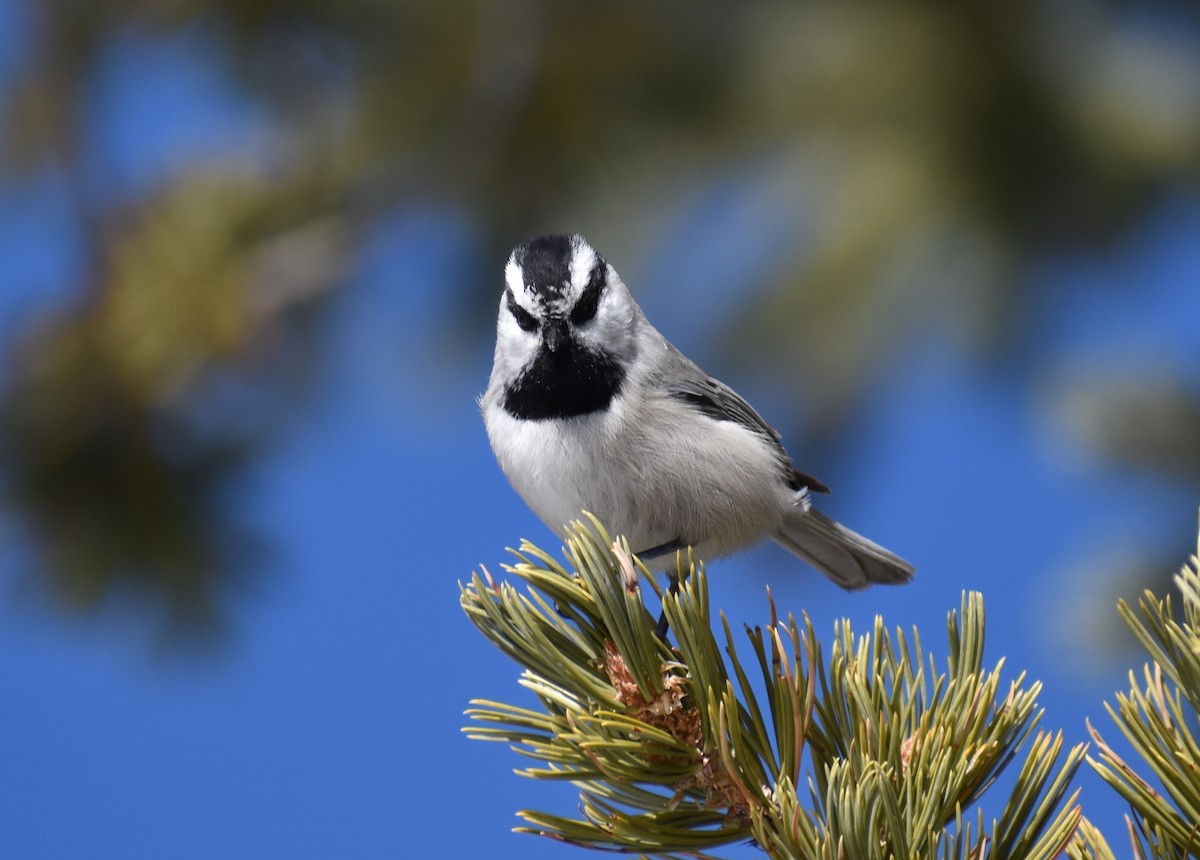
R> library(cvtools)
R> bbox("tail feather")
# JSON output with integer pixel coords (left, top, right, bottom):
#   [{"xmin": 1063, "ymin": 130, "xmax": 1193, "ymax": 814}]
[{"xmin": 774, "ymin": 508, "xmax": 914, "ymax": 590}]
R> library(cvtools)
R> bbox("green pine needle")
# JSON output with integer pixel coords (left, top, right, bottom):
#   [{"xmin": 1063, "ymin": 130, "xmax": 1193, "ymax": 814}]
[
  {"xmin": 462, "ymin": 516, "xmax": 1084, "ymax": 857},
  {"xmin": 1086, "ymin": 519, "xmax": 1200, "ymax": 859}
]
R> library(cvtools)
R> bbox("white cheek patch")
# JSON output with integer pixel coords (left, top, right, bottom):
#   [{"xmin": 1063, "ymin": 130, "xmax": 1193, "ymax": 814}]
[
  {"xmin": 498, "ymin": 301, "xmax": 536, "ymax": 342},
  {"xmin": 495, "ymin": 312, "xmax": 540, "ymax": 377}
]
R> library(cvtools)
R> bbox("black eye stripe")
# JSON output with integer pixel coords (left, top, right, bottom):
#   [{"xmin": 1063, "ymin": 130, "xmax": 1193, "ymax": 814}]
[
  {"xmin": 569, "ymin": 262, "xmax": 607, "ymax": 325},
  {"xmin": 506, "ymin": 289, "xmax": 539, "ymax": 332}
]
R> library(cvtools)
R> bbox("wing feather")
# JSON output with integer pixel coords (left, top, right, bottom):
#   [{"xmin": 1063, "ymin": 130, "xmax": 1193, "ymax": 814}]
[{"xmin": 659, "ymin": 345, "xmax": 830, "ymax": 494}]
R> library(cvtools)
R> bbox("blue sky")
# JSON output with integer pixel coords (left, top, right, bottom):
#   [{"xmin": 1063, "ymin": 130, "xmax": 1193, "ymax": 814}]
[{"xmin": 2, "ymin": 17, "xmax": 1200, "ymax": 860}]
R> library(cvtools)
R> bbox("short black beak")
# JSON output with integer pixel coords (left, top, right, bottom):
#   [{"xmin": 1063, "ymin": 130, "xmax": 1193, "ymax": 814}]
[{"xmin": 543, "ymin": 319, "xmax": 569, "ymax": 353}]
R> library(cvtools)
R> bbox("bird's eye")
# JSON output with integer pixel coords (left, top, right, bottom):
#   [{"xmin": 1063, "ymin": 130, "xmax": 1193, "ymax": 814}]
[
  {"xmin": 506, "ymin": 290, "xmax": 539, "ymax": 333},
  {"xmin": 570, "ymin": 284, "xmax": 603, "ymax": 325}
]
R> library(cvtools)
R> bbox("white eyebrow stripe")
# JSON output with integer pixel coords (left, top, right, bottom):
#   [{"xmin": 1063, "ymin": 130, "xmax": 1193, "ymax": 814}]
[
  {"xmin": 568, "ymin": 240, "xmax": 597, "ymax": 296},
  {"xmin": 504, "ymin": 257, "xmax": 525, "ymax": 297}
]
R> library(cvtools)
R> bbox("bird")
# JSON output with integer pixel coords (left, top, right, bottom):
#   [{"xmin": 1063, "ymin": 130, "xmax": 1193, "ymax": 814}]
[{"xmin": 481, "ymin": 233, "xmax": 914, "ymax": 590}]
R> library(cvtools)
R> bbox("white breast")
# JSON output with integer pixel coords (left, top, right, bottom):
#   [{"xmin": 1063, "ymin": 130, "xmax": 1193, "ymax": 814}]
[
  {"xmin": 484, "ymin": 399, "xmax": 622, "ymax": 538},
  {"xmin": 483, "ymin": 388, "xmax": 797, "ymax": 563}
]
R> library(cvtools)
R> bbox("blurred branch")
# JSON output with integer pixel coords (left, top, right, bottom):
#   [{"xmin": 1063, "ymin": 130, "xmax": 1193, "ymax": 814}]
[{"xmin": 1052, "ymin": 373, "xmax": 1200, "ymax": 483}]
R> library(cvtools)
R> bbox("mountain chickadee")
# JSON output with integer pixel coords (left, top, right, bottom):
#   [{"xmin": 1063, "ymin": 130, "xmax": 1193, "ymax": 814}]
[{"xmin": 482, "ymin": 234, "xmax": 914, "ymax": 589}]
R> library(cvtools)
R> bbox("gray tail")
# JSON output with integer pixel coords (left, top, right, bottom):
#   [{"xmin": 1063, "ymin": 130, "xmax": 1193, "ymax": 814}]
[{"xmin": 774, "ymin": 508, "xmax": 914, "ymax": 590}]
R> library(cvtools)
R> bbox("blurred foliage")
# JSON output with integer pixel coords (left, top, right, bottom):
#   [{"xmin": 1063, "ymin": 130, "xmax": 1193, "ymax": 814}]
[
  {"xmin": 0, "ymin": 167, "xmax": 348, "ymax": 630},
  {"xmin": 2, "ymin": 0, "xmax": 1199, "ymax": 631}
]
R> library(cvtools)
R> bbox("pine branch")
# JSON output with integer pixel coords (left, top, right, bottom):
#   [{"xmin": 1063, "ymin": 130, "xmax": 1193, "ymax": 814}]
[
  {"xmin": 1085, "ymin": 517, "xmax": 1200, "ymax": 859},
  {"xmin": 462, "ymin": 515, "xmax": 1085, "ymax": 858}
]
